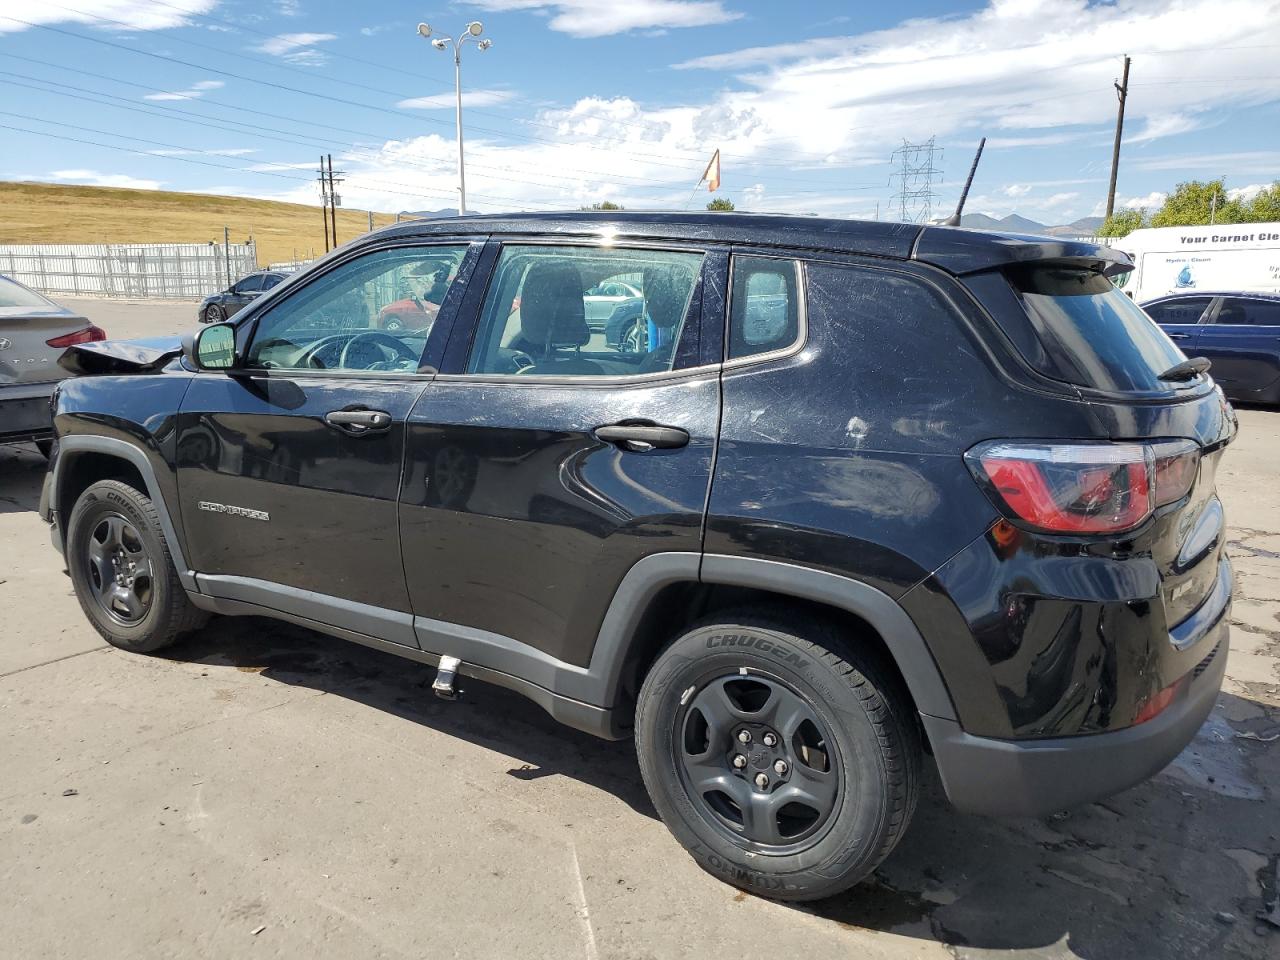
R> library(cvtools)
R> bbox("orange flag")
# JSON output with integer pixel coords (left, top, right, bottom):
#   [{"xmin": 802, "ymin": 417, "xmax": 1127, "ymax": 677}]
[{"xmin": 702, "ymin": 149, "xmax": 721, "ymax": 192}]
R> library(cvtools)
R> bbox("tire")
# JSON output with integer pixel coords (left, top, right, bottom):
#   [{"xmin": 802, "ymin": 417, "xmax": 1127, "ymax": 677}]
[
  {"xmin": 66, "ymin": 479, "xmax": 207, "ymax": 653},
  {"xmin": 203, "ymin": 304, "xmax": 224, "ymax": 324},
  {"xmin": 635, "ymin": 610, "xmax": 921, "ymax": 902}
]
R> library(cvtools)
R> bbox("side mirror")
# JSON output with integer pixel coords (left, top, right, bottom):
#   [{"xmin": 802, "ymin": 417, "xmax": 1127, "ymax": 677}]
[{"xmin": 187, "ymin": 322, "xmax": 238, "ymax": 370}]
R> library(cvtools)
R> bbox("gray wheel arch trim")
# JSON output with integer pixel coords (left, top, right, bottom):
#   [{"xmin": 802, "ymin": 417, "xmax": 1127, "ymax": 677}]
[
  {"xmin": 50, "ymin": 435, "xmax": 197, "ymax": 592},
  {"xmin": 695, "ymin": 554, "xmax": 956, "ymax": 721}
]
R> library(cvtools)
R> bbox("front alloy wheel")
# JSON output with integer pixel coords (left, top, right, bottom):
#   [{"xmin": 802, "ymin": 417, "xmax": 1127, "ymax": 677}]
[
  {"xmin": 84, "ymin": 513, "xmax": 154, "ymax": 625},
  {"xmin": 204, "ymin": 304, "xmax": 224, "ymax": 324}
]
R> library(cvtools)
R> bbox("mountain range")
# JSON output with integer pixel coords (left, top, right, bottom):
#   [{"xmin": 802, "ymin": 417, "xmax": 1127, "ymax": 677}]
[{"xmin": 958, "ymin": 213, "xmax": 1105, "ymax": 237}]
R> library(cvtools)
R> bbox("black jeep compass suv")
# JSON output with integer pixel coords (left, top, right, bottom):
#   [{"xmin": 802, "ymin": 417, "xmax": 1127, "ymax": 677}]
[{"xmin": 40, "ymin": 212, "xmax": 1235, "ymax": 901}]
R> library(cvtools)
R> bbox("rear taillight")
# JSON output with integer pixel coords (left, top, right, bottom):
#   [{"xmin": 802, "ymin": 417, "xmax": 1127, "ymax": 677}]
[
  {"xmin": 966, "ymin": 439, "xmax": 1200, "ymax": 534},
  {"xmin": 1133, "ymin": 674, "xmax": 1189, "ymax": 725},
  {"xmin": 46, "ymin": 325, "xmax": 107, "ymax": 348}
]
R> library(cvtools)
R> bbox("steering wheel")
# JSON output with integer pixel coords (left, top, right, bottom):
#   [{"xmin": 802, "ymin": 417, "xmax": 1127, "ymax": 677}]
[
  {"xmin": 339, "ymin": 331, "xmax": 418, "ymax": 369},
  {"xmin": 294, "ymin": 332, "xmax": 417, "ymax": 370}
]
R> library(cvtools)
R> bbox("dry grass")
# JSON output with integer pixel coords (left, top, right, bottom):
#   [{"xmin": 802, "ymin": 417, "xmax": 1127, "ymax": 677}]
[{"xmin": 0, "ymin": 181, "xmax": 400, "ymax": 267}]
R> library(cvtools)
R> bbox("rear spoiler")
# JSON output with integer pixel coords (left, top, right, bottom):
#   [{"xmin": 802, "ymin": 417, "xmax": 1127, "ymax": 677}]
[
  {"xmin": 913, "ymin": 226, "xmax": 1133, "ymax": 278},
  {"xmin": 57, "ymin": 337, "xmax": 184, "ymax": 376}
]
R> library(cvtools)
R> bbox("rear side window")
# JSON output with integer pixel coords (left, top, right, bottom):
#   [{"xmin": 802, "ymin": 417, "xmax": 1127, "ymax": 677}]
[
  {"xmin": 0, "ymin": 276, "xmax": 55, "ymax": 309},
  {"xmin": 1217, "ymin": 298, "xmax": 1280, "ymax": 326},
  {"xmin": 728, "ymin": 256, "xmax": 801, "ymax": 360},
  {"xmin": 235, "ymin": 274, "xmax": 265, "ymax": 293},
  {"xmin": 1008, "ymin": 266, "xmax": 1190, "ymax": 393},
  {"xmin": 1144, "ymin": 297, "xmax": 1211, "ymax": 325}
]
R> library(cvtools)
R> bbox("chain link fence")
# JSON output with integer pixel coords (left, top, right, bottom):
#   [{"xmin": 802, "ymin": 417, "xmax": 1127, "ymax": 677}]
[{"xmin": 0, "ymin": 242, "xmax": 259, "ymax": 299}]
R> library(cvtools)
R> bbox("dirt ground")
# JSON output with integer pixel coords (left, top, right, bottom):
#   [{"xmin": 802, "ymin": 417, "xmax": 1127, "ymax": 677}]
[{"xmin": 1, "ymin": 299, "xmax": 1277, "ymax": 959}]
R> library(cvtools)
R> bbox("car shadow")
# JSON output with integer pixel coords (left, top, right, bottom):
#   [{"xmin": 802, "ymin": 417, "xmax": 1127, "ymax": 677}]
[
  {"xmin": 0, "ymin": 443, "xmax": 47, "ymax": 515},
  {"xmin": 162, "ymin": 616, "xmax": 1279, "ymax": 960}
]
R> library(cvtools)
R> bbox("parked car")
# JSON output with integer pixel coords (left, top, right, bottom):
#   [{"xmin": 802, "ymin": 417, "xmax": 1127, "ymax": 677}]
[
  {"xmin": 583, "ymin": 276, "xmax": 641, "ymax": 331},
  {"xmin": 42, "ymin": 212, "xmax": 1235, "ymax": 902},
  {"xmin": 0, "ymin": 274, "xmax": 104, "ymax": 454},
  {"xmin": 198, "ymin": 270, "xmax": 290, "ymax": 324},
  {"xmin": 1142, "ymin": 291, "xmax": 1280, "ymax": 404}
]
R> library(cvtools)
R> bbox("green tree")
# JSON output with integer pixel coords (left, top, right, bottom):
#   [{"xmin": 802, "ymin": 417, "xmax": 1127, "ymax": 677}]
[
  {"xmin": 1149, "ymin": 179, "xmax": 1246, "ymax": 228},
  {"xmin": 1244, "ymin": 182, "xmax": 1280, "ymax": 222},
  {"xmin": 706, "ymin": 197, "xmax": 735, "ymax": 211},
  {"xmin": 581, "ymin": 200, "xmax": 623, "ymax": 210},
  {"xmin": 1097, "ymin": 209, "xmax": 1146, "ymax": 238}
]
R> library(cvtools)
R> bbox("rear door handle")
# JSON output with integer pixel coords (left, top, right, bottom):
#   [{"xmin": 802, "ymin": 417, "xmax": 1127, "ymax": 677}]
[
  {"xmin": 325, "ymin": 408, "xmax": 392, "ymax": 435},
  {"xmin": 594, "ymin": 422, "xmax": 690, "ymax": 451},
  {"xmin": 1167, "ymin": 333, "xmax": 1191, "ymax": 340}
]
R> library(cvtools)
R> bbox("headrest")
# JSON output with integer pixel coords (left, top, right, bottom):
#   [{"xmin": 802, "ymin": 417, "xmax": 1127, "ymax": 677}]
[
  {"xmin": 520, "ymin": 260, "xmax": 589, "ymax": 351},
  {"xmin": 643, "ymin": 264, "xmax": 694, "ymax": 330}
]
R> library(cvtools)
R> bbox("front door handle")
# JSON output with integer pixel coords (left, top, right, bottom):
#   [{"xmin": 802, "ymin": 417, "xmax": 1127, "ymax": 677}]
[
  {"xmin": 594, "ymin": 422, "xmax": 690, "ymax": 451},
  {"xmin": 1167, "ymin": 333, "xmax": 1191, "ymax": 340},
  {"xmin": 325, "ymin": 408, "xmax": 392, "ymax": 436}
]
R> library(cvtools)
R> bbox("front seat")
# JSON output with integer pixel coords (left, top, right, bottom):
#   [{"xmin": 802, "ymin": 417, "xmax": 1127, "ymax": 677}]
[
  {"xmin": 516, "ymin": 260, "xmax": 604, "ymax": 376},
  {"xmin": 637, "ymin": 264, "xmax": 694, "ymax": 373}
]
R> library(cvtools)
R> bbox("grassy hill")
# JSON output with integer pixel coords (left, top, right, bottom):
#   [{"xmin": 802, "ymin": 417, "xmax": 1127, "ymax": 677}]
[{"xmin": 0, "ymin": 181, "xmax": 399, "ymax": 268}]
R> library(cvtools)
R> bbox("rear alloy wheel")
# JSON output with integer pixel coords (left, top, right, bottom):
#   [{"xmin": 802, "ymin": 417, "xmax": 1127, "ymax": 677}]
[
  {"xmin": 66, "ymin": 479, "xmax": 207, "ymax": 653},
  {"xmin": 636, "ymin": 611, "xmax": 921, "ymax": 902}
]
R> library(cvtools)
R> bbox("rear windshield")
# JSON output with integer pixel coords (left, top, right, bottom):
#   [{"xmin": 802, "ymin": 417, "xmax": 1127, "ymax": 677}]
[
  {"xmin": 0, "ymin": 276, "xmax": 55, "ymax": 309},
  {"xmin": 1008, "ymin": 266, "xmax": 1191, "ymax": 393}
]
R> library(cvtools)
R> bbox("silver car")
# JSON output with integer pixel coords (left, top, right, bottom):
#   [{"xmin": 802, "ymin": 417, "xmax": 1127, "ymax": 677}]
[{"xmin": 0, "ymin": 275, "xmax": 103, "ymax": 454}]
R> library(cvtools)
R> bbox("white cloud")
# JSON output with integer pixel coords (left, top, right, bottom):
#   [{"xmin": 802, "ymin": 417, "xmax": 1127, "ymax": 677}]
[
  {"xmin": 468, "ymin": 0, "xmax": 740, "ymax": 37},
  {"xmin": 255, "ymin": 32, "xmax": 337, "ymax": 64},
  {"xmin": 0, "ymin": 0, "xmax": 217, "ymax": 33},
  {"xmin": 398, "ymin": 90, "xmax": 518, "ymax": 110},
  {"xmin": 1121, "ymin": 191, "xmax": 1168, "ymax": 210},
  {"xmin": 143, "ymin": 79, "xmax": 224, "ymax": 101},
  {"xmin": 1228, "ymin": 183, "xmax": 1267, "ymax": 202},
  {"xmin": 1002, "ymin": 184, "xmax": 1032, "ymax": 198},
  {"xmin": 47, "ymin": 169, "xmax": 164, "ymax": 190},
  {"xmin": 276, "ymin": 0, "xmax": 302, "ymax": 15},
  {"xmin": 149, "ymin": 148, "xmax": 258, "ymax": 157},
  {"xmin": 1042, "ymin": 191, "xmax": 1080, "ymax": 208},
  {"xmin": 1132, "ymin": 151, "xmax": 1280, "ymax": 174}
]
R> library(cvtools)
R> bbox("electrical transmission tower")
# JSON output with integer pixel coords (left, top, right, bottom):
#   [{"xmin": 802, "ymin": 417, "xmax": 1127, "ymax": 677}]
[{"xmin": 890, "ymin": 138, "xmax": 943, "ymax": 223}]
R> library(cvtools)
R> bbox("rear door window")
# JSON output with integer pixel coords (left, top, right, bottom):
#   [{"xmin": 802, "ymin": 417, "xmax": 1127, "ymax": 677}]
[
  {"xmin": 1007, "ymin": 265, "xmax": 1192, "ymax": 393},
  {"xmin": 1217, "ymin": 297, "xmax": 1280, "ymax": 326},
  {"xmin": 1144, "ymin": 297, "xmax": 1211, "ymax": 325}
]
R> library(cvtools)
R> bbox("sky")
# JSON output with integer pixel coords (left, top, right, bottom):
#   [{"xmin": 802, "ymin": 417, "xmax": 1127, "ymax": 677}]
[{"xmin": 1, "ymin": 0, "xmax": 1279, "ymax": 226}]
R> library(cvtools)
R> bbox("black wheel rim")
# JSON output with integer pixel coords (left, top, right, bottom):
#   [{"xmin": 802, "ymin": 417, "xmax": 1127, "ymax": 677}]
[
  {"xmin": 207, "ymin": 306, "xmax": 222, "ymax": 322},
  {"xmin": 675, "ymin": 672, "xmax": 841, "ymax": 854},
  {"xmin": 84, "ymin": 513, "xmax": 154, "ymax": 625}
]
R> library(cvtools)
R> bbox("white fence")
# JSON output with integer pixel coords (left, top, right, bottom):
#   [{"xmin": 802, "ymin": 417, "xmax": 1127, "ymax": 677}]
[{"xmin": 0, "ymin": 242, "xmax": 259, "ymax": 300}]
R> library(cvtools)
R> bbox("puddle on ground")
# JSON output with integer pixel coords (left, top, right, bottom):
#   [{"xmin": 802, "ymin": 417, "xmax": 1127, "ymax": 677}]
[
  {"xmin": 806, "ymin": 877, "xmax": 937, "ymax": 932},
  {"xmin": 1160, "ymin": 712, "xmax": 1264, "ymax": 800}
]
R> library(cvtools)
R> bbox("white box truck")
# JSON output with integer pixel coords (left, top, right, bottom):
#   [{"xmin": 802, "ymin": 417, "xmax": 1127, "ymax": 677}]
[{"xmin": 1110, "ymin": 223, "xmax": 1280, "ymax": 301}]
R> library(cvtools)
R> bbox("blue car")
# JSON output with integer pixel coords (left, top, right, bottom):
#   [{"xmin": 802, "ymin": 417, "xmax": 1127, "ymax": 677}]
[{"xmin": 1143, "ymin": 292, "xmax": 1280, "ymax": 404}]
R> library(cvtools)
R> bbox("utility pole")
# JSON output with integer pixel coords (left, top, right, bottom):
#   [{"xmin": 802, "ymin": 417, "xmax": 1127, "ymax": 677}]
[
  {"xmin": 1210, "ymin": 192, "xmax": 1218, "ymax": 225},
  {"xmin": 417, "ymin": 22, "xmax": 494, "ymax": 216},
  {"xmin": 368, "ymin": 210, "xmax": 374, "ymax": 232},
  {"xmin": 223, "ymin": 225, "xmax": 231, "ymax": 287},
  {"xmin": 326, "ymin": 154, "xmax": 342, "ymax": 248},
  {"xmin": 1105, "ymin": 55, "xmax": 1131, "ymax": 221},
  {"xmin": 318, "ymin": 156, "xmax": 330, "ymax": 252}
]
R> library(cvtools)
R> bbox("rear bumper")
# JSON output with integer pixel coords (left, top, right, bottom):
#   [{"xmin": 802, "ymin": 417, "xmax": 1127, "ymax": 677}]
[
  {"xmin": 0, "ymin": 380, "xmax": 57, "ymax": 442},
  {"xmin": 924, "ymin": 576, "xmax": 1230, "ymax": 817}
]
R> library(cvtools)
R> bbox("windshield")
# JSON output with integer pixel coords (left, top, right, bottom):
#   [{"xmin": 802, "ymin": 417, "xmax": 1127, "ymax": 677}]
[
  {"xmin": 1009, "ymin": 266, "xmax": 1192, "ymax": 393},
  {"xmin": 0, "ymin": 276, "xmax": 56, "ymax": 309}
]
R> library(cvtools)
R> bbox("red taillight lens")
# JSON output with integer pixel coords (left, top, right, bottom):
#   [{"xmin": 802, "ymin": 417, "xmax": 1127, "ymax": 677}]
[
  {"xmin": 46, "ymin": 325, "xmax": 107, "ymax": 348},
  {"xmin": 968, "ymin": 442, "xmax": 1151, "ymax": 533}
]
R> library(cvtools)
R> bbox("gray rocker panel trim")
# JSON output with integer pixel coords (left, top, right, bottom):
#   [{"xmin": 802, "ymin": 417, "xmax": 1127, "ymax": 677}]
[
  {"xmin": 51, "ymin": 435, "xmax": 197, "ymax": 592},
  {"xmin": 699, "ymin": 554, "xmax": 957, "ymax": 721},
  {"xmin": 190, "ymin": 552, "xmax": 956, "ymax": 734},
  {"xmin": 188, "ymin": 590, "xmax": 619, "ymax": 739}
]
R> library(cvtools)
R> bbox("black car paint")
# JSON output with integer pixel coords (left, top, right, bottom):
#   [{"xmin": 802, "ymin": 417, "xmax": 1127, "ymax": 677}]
[
  {"xmin": 45, "ymin": 212, "xmax": 1232, "ymax": 818},
  {"xmin": 199, "ymin": 271, "xmax": 288, "ymax": 323}
]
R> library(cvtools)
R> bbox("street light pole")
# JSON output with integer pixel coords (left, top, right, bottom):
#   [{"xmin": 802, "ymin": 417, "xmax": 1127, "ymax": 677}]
[{"xmin": 418, "ymin": 21, "xmax": 494, "ymax": 217}]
